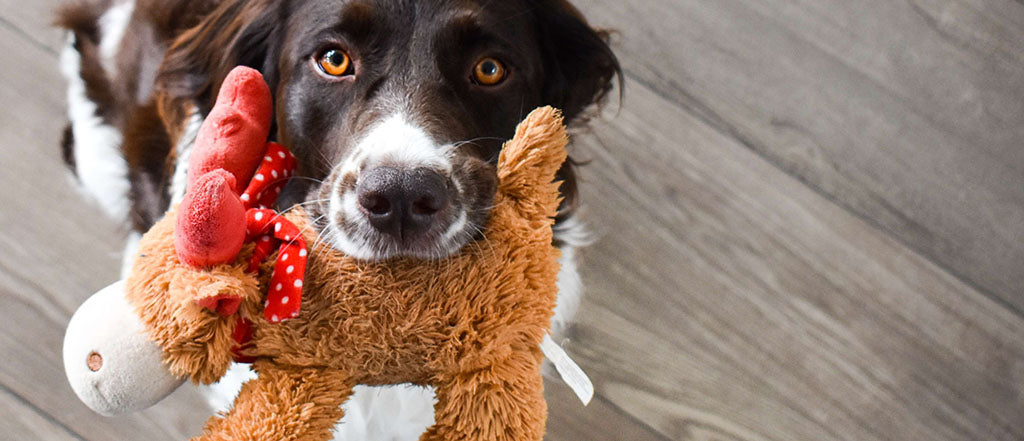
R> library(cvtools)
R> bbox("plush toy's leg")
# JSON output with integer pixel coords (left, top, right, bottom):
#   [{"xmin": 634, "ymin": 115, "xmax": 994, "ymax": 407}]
[
  {"xmin": 193, "ymin": 361, "xmax": 352, "ymax": 441},
  {"xmin": 422, "ymin": 353, "xmax": 547, "ymax": 441}
]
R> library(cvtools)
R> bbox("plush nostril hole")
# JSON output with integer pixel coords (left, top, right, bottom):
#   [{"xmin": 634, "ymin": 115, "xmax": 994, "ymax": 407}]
[
  {"xmin": 359, "ymin": 193, "xmax": 391, "ymax": 216},
  {"xmin": 87, "ymin": 352, "xmax": 103, "ymax": 372}
]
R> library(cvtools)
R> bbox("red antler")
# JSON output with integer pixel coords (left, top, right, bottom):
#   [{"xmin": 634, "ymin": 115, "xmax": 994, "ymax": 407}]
[
  {"xmin": 175, "ymin": 67, "xmax": 273, "ymax": 267},
  {"xmin": 172, "ymin": 66, "xmax": 306, "ymax": 324},
  {"xmin": 186, "ymin": 67, "xmax": 273, "ymax": 192},
  {"xmin": 174, "ymin": 170, "xmax": 246, "ymax": 268}
]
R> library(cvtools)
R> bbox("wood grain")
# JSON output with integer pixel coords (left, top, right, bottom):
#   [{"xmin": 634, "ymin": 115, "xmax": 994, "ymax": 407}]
[
  {"xmin": 572, "ymin": 0, "xmax": 1024, "ymax": 313},
  {"xmin": 565, "ymin": 81, "xmax": 1024, "ymax": 441},
  {"xmin": 0, "ymin": 385, "xmax": 81, "ymax": 441},
  {"xmin": 0, "ymin": 0, "xmax": 64, "ymax": 54}
]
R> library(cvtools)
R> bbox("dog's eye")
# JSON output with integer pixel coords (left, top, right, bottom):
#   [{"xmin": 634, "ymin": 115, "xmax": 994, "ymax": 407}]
[
  {"xmin": 472, "ymin": 58, "xmax": 506, "ymax": 86},
  {"xmin": 317, "ymin": 49, "xmax": 353, "ymax": 77}
]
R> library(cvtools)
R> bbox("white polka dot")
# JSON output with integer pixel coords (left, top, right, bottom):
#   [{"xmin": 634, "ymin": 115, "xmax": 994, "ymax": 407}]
[
  {"xmin": 278, "ymin": 151, "xmax": 286, "ymax": 159},
  {"xmin": 254, "ymin": 212, "xmax": 263, "ymax": 221},
  {"xmin": 255, "ymin": 173, "xmax": 265, "ymax": 181},
  {"xmin": 299, "ymin": 249, "xmax": 307, "ymax": 257},
  {"xmin": 275, "ymin": 223, "xmax": 282, "ymax": 232},
  {"xmin": 294, "ymin": 279, "xmax": 303, "ymax": 288},
  {"xmin": 240, "ymin": 193, "xmax": 250, "ymax": 201},
  {"xmin": 291, "ymin": 311, "xmax": 299, "ymax": 318},
  {"xmin": 281, "ymin": 296, "xmax": 289, "ymax": 305},
  {"xmin": 281, "ymin": 253, "xmax": 289, "ymax": 261},
  {"xmin": 261, "ymin": 236, "xmax": 271, "ymax": 242},
  {"xmin": 264, "ymin": 300, "xmax": 269, "ymax": 307},
  {"xmin": 271, "ymin": 314, "xmax": 279, "ymax": 322},
  {"xmin": 286, "ymin": 265, "xmax": 294, "ymax": 274},
  {"xmin": 275, "ymin": 283, "xmax": 282, "ymax": 291},
  {"xmin": 264, "ymin": 156, "xmax": 272, "ymax": 162},
  {"xmin": 284, "ymin": 235, "xmax": 291, "ymax": 241},
  {"xmin": 272, "ymin": 170, "xmax": 278, "ymax": 178}
]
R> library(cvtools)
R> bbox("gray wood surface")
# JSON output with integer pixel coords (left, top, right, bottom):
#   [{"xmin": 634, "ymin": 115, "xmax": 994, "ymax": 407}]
[
  {"xmin": 573, "ymin": 0, "xmax": 1024, "ymax": 313},
  {"xmin": 2, "ymin": 0, "xmax": 1023, "ymax": 440}
]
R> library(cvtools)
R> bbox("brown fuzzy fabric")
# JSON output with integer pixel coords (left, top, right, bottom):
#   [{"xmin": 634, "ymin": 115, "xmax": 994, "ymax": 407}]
[{"xmin": 125, "ymin": 107, "xmax": 568, "ymax": 441}]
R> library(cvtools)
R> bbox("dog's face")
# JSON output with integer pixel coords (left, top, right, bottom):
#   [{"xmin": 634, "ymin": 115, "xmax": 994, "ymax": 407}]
[{"xmin": 159, "ymin": 0, "xmax": 618, "ymax": 260}]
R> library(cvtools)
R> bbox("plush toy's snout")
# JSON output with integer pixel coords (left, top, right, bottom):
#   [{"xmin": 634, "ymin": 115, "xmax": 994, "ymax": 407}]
[{"xmin": 63, "ymin": 281, "xmax": 185, "ymax": 416}]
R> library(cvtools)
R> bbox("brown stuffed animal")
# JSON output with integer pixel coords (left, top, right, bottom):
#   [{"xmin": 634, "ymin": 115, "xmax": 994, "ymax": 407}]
[{"xmin": 120, "ymin": 105, "xmax": 568, "ymax": 441}]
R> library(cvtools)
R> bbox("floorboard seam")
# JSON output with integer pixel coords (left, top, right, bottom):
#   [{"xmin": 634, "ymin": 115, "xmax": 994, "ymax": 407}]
[
  {"xmin": 591, "ymin": 393, "xmax": 677, "ymax": 441},
  {"xmin": 0, "ymin": 261, "xmax": 77, "ymax": 318},
  {"xmin": 0, "ymin": 382, "xmax": 87, "ymax": 441},
  {"xmin": 0, "ymin": 15, "xmax": 57, "ymax": 56},
  {"xmin": 617, "ymin": 69, "xmax": 1024, "ymax": 321}
]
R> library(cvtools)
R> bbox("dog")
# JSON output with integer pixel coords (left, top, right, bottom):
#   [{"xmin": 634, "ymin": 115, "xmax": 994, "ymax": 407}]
[{"xmin": 57, "ymin": 0, "xmax": 619, "ymax": 438}]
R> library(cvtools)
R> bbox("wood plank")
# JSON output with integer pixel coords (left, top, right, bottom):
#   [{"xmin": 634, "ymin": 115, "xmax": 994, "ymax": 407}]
[
  {"xmin": 0, "ymin": 0, "xmax": 76, "ymax": 54},
  {"xmin": 0, "ymin": 19, "xmax": 210, "ymax": 441},
  {"xmin": 545, "ymin": 380, "xmax": 668, "ymax": 441},
  {"xmin": 0, "ymin": 385, "xmax": 82, "ymax": 441},
  {"xmin": 560, "ymin": 80, "xmax": 1024, "ymax": 440},
  {"xmin": 573, "ymin": 0, "xmax": 1024, "ymax": 312}
]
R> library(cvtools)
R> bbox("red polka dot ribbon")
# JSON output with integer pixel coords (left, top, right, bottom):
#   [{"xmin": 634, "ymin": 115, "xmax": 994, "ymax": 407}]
[
  {"xmin": 240, "ymin": 142, "xmax": 296, "ymax": 210},
  {"xmin": 235, "ymin": 144, "xmax": 307, "ymax": 323},
  {"xmin": 245, "ymin": 209, "xmax": 307, "ymax": 323}
]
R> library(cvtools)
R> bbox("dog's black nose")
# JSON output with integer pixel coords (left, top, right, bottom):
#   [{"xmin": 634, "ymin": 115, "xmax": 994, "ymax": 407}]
[{"xmin": 356, "ymin": 166, "xmax": 449, "ymax": 239}]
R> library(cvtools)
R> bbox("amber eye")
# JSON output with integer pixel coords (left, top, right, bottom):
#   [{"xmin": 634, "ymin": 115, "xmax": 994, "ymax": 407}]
[
  {"xmin": 317, "ymin": 49, "xmax": 353, "ymax": 77},
  {"xmin": 473, "ymin": 58, "xmax": 506, "ymax": 86}
]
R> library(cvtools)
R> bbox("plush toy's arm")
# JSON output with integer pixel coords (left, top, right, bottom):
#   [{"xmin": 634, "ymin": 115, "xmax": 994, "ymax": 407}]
[
  {"xmin": 192, "ymin": 361, "xmax": 352, "ymax": 441},
  {"xmin": 423, "ymin": 351, "xmax": 547, "ymax": 441}
]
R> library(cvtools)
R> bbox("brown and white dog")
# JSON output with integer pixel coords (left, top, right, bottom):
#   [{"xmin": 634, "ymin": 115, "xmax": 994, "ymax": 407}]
[{"xmin": 57, "ymin": 0, "xmax": 618, "ymax": 438}]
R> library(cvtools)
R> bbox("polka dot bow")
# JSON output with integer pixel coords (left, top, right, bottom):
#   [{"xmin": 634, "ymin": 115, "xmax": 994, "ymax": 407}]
[{"xmin": 239, "ymin": 143, "xmax": 307, "ymax": 323}]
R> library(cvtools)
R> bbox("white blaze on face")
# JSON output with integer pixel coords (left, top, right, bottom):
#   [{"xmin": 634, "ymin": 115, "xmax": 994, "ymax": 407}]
[{"xmin": 340, "ymin": 114, "xmax": 452, "ymax": 175}]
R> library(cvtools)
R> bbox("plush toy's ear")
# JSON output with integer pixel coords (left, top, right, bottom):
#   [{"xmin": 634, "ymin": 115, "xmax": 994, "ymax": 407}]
[
  {"xmin": 497, "ymin": 106, "xmax": 569, "ymax": 222},
  {"xmin": 63, "ymin": 281, "xmax": 185, "ymax": 416}
]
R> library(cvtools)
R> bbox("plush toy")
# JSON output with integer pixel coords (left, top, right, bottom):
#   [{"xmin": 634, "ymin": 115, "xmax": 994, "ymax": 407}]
[{"xmin": 63, "ymin": 66, "xmax": 570, "ymax": 441}]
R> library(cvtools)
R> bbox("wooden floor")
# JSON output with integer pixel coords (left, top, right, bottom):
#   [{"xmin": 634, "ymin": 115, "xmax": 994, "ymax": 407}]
[{"xmin": 2, "ymin": 0, "xmax": 1023, "ymax": 440}]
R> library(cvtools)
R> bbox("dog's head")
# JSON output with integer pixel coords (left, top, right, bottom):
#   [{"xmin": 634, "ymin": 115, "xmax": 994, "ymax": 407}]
[{"xmin": 158, "ymin": 0, "xmax": 619, "ymax": 260}]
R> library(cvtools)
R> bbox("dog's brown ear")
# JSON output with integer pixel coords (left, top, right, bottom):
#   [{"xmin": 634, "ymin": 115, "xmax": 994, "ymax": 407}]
[
  {"xmin": 533, "ymin": 0, "xmax": 622, "ymax": 124},
  {"xmin": 532, "ymin": 1, "xmax": 621, "ymax": 227},
  {"xmin": 156, "ymin": 0, "xmax": 285, "ymax": 117}
]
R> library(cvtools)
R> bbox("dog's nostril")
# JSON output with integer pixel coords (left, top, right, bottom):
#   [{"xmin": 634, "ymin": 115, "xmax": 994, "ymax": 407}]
[
  {"xmin": 411, "ymin": 195, "xmax": 442, "ymax": 216},
  {"xmin": 359, "ymin": 192, "xmax": 392, "ymax": 216}
]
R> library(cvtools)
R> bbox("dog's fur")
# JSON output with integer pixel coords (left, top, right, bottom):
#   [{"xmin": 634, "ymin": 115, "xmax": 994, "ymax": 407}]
[{"xmin": 57, "ymin": 0, "xmax": 618, "ymax": 439}]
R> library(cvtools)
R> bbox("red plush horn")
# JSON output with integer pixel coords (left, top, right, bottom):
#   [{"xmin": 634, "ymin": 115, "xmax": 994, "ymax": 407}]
[
  {"xmin": 175, "ymin": 170, "xmax": 246, "ymax": 267},
  {"xmin": 186, "ymin": 66, "xmax": 273, "ymax": 193}
]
